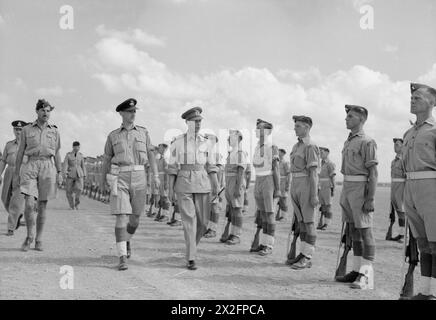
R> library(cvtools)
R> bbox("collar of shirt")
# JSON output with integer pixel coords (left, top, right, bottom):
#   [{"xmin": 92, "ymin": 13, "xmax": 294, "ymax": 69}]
[
  {"xmin": 119, "ymin": 124, "xmax": 138, "ymax": 132},
  {"xmin": 395, "ymin": 154, "xmax": 402, "ymax": 161},
  {"xmin": 31, "ymin": 121, "xmax": 55, "ymax": 129},
  {"xmin": 414, "ymin": 116, "xmax": 436, "ymax": 128},
  {"xmin": 297, "ymin": 136, "xmax": 311, "ymax": 145},
  {"xmin": 347, "ymin": 130, "xmax": 365, "ymax": 141},
  {"xmin": 186, "ymin": 133, "xmax": 205, "ymax": 142}
]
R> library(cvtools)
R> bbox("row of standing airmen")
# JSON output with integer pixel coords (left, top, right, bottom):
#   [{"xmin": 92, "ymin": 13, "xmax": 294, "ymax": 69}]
[{"xmin": 0, "ymin": 82, "xmax": 435, "ymax": 300}]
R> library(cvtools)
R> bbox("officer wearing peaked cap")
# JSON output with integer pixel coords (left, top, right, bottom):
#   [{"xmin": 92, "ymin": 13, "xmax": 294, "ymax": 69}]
[
  {"xmin": 400, "ymin": 83, "xmax": 436, "ymax": 299},
  {"xmin": 167, "ymin": 106, "xmax": 219, "ymax": 270},
  {"xmin": 101, "ymin": 98, "xmax": 159, "ymax": 271},
  {"xmin": 0, "ymin": 120, "xmax": 28, "ymax": 235}
]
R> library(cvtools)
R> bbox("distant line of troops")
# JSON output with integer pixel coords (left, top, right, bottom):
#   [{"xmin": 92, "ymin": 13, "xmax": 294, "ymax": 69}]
[{"xmin": 1, "ymin": 82, "xmax": 436, "ymax": 299}]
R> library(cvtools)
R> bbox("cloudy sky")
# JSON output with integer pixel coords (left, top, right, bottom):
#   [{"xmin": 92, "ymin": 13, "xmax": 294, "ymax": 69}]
[{"xmin": 1, "ymin": 0, "xmax": 435, "ymax": 182}]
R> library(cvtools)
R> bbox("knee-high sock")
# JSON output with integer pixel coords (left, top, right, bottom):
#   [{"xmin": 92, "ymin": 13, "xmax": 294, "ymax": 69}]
[{"xmin": 115, "ymin": 227, "xmax": 128, "ymax": 257}]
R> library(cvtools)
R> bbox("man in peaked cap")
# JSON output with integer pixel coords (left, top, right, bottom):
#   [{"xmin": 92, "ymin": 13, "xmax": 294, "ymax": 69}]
[
  {"xmin": 317, "ymin": 147, "xmax": 336, "ymax": 231},
  {"xmin": 287, "ymin": 115, "xmax": 320, "ymax": 269},
  {"xmin": 249, "ymin": 118, "xmax": 280, "ymax": 256},
  {"xmin": 167, "ymin": 106, "xmax": 219, "ymax": 270},
  {"xmin": 399, "ymin": 83, "xmax": 436, "ymax": 299},
  {"xmin": 62, "ymin": 141, "xmax": 87, "ymax": 210},
  {"xmin": 0, "ymin": 121, "xmax": 28, "ymax": 235},
  {"xmin": 14, "ymin": 99, "xmax": 63, "ymax": 252},
  {"xmin": 335, "ymin": 104, "xmax": 378, "ymax": 290},
  {"xmin": 101, "ymin": 98, "xmax": 160, "ymax": 271},
  {"xmin": 276, "ymin": 148, "xmax": 291, "ymax": 222},
  {"xmin": 386, "ymin": 138, "xmax": 406, "ymax": 242}
]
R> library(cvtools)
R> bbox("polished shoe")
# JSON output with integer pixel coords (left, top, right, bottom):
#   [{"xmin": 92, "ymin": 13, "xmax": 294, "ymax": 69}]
[
  {"xmin": 203, "ymin": 229, "xmax": 217, "ymax": 238},
  {"xmin": 250, "ymin": 244, "xmax": 265, "ymax": 253},
  {"xmin": 319, "ymin": 224, "xmax": 328, "ymax": 231},
  {"xmin": 118, "ymin": 255, "xmax": 128, "ymax": 271},
  {"xmin": 350, "ymin": 265, "xmax": 374, "ymax": 290},
  {"xmin": 226, "ymin": 235, "xmax": 241, "ymax": 245},
  {"xmin": 335, "ymin": 270, "xmax": 360, "ymax": 283},
  {"xmin": 291, "ymin": 256, "xmax": 312, "ymax": 270},
  {"xmin": 410, "ymin": 293, "xmax": 436, "ymax": 300},
  {"xmin": 391, "ymin": 234, "xmax": 404, "ymax": 243},
  {"xmin": 7, "ymin": 230, "xmax": 14, "ymax": 236},
  {"xmin": 34, "ymin": 241, "xmax": 43, "ymax": 251},
  {"xmin": 187, "ymin": 260, "xmax": 197, "ymax": 270},
  {"xmin": 258, "ymin": 246, "xmax": 273, "ymax": 256},
  {"xmin": 126, "ymin": 241, "xmax": 131, "ymax": 259},
  {"xmin": 286, "ymin": 253, "xmax": 304, "ymax": 266},
  {"xmin": 158, "ymin": 215, "xmax": 169, "ymax": 223},
  {"xmin": 21, "ymin": 237, "xmax": 34, "ymax": 252},
  {"xmin": 15, "ymin": 215, "xmax": 24, "ymax": 230}
]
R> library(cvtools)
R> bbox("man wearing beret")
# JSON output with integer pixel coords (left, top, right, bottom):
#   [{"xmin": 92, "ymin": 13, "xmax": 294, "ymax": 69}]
[
  {"xmin": 287, "ymin": 115, "xmax": 320, "ymax": 269},
  {"xmin": 168, "ymin": 107, "xmax": 219, "ymax": 270},
  {"xmin": 153, "ymin": 143, "xmax": 171, "ymax": 223},
  {"xmin": 317, "ymin": 147, "xmax": 336, "ymax": 231},
  {"xmin": 400, "ymin": 83, "xmax": 436, "ymax": 299},
  {"xmin": 276, "ymin": 148, "xmax": 291, "ymax": 222},
  {"xmin": 249, "ymin": 119, "xmax": 280, "ymax": 256},
  {"xmin": 387, "ymin": 138, "xmax": 406, "ymax": 242},
  {"xmin": 62, "ymin": 141, "xmax": 87, "ymax": 210},
  {"xmin": 101, "ymin": 98, "xmax": 160, "ymax": 271},
  {"xmin": 0, "ymin": 120, "xmax": 27, "ymax": 235},
  {"xmin": 14, "ymin": 99, "xmax": 63, "ymax": 252},
  {"xmin": 335, "ymin": 105, "xmax": 378, "ymax": 290}
]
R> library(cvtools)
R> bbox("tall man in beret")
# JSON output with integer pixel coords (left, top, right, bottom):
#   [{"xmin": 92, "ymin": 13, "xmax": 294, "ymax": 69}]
[
  {"xmin": 168, "ymin": 107, "xmax": 219, "ymax": 270},
  {"xmin": 387, "ymin": 138, "xmax": 406, "ymax": 242},
  {"xmin": 400, "ymin": 83, "xmax": 436, "ymax": 299},
  {"xmin": 250, "ymin": 119, "xmax": 280, "ymax": 256},
  {"xmin": 335, "ymin": 105, "xmax": 378, "ymax": 290},
  {"xmin": 62, "ymin": 141, "xmax": 87, "ymax": 210},
  {"xmin": 317, "ymin": 147, "xmax": 336, "ymax": 230},
  {"xmin": 287, "ymin": 115, "xmax": 320, "ymax": 269},
  {"xmin": 276, "ymin": 148, "xmax": 291, "ymax": 221},
  {"xmin": 101, "ymin": 98, "xmax": 159, "ymax": 271},
  {"xmin": 14, "ymin": 99, "xmax": 63, "ymax": 252},
  {"xmin": 0, "ymin": 120, "xmax": 27, "ymax": 235}
]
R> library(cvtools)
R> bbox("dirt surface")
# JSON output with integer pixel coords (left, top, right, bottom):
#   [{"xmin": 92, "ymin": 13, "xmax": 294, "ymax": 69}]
[{"xmin": 0, "ymin": 186, "xmax": 416, "ymax": 300}]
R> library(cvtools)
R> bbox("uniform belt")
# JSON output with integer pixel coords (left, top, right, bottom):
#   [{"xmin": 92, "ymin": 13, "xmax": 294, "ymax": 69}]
[
  {"xmin": 343, "ymin": 175, "xmax": 368, "ymax": 182},
  {"xmin": 180, "ymin": 164, "xmax": 204, "ymax": 171},
  {"xmin": 291, "ymin": 172, "xmax": 308, "ymax": 178},
  {"xmin": 118, "ymin": 165, "xmax": 145, "ymax": 172},
  {"xmin": 405, "ymin": 171, "xmax": 436, "ymax": 180},
  {"xmin": 255, "ymin": 170, "xmax": 273, "ymax": 177},
  {"xmin": 319, "ymin": 178, "xmax": 330, "ymax": 182},
  {"xmin": 28, "ymin": 155, "xmax": 52, "ymax": 161},
  {"xmin": 391, "ymin": 178, "xmax": 406, "ymax": 183}
]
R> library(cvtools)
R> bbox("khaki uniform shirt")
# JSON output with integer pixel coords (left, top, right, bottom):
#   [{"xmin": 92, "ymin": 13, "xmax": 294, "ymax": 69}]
[
  {"xmin": 319, "ymin": 159, "xmax": 336, "ymax": 188},
  {"xmin": 340, "ymin": 130, "xmax": 378, "ymax": 176},
  {"xmin": 21, "ymin": 121, "xmax": 61, "ymax": 157},
  {"xmin": 252, "ymin": 142, "xmax": 279, "ymax": 175},
  {"xmin": 290, "ymin": 136, "xmax": 320, "ymax": 174},
  {"xmin": 63, "ymin": 151, "xmax": 86, "ymax": 178},
  {"xmin": 391, "ymin": 155, "xmax": 405, "ymax": 179},
  {"xmin": 1, "ymin": 140, "xmax": 19, "ymax": 167}
]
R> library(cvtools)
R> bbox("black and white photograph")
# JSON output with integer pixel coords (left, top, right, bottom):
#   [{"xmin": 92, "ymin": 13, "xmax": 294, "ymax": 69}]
[{"xmin": 1, "ymin": 0, "xmax": 436, "ymax": 307}]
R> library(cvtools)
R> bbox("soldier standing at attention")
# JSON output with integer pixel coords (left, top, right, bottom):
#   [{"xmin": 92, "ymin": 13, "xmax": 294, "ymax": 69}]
[
  {"xmin": 288, "ymin": 116, "xmax": 320, "ymax": 270},
  {"xmin": 14, "ymin": 99, "xmax": 63, "ymax": 252},
  {"xmin": 167, "ymin": 107, "xmax": 219, "ymax": 270},
  {"xmin": 101, "ymin": 98, "xmax": 159, "ymax": 271},
  {"xmin": 335, "ymin": 105, "xmax": 378, "ymax": 290},
  {"xmin": 242, "ymin": 161, "xmax": 252, "ymax": 215},
  {"xmin": 386, "ymin": 138, "xmax": 406, "ymax": 242},
  {"xmin": 401, "ymin": 83, "xmax": 436, "ymax": 299},
  {"xmin": 0, "ymin": 120, "xmax": 27, "ymax": 235},
  {"xmin": 317, "ymin": 147, "xmax": 336, "ymax": 230},
  {"xmin": 62, "ymin": 141, "xmax": 86, "ymax": 210},
  {"xmin": 276, "ymin": 148, "xmax": 290, "ymax": 222},
  {"xmin": 250, "ymin": 119, "xmax": 280, "ymax": 256}
]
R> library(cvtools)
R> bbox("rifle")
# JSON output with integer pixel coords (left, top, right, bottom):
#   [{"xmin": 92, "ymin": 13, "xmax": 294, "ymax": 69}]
[
  {"xmin": 286, "ymin": 214, "xmax": 300, "ymax": 261},
  {"xmin": 335, "ymin": 222, "xmax": 353, "ymax": 279},
  {"xmin": 385, "ymin": 202, "xmax": 395, "ymax": 240},
  {"xmin": 220, "ymin": 204, "xmax": 231, "ymax": 242},
  {"xmin": 250, "ymin": 209, "xmax": 262, "ymax": 251},
  {"xmin": 399, "ymin": 222, "xmax": 419, "ymax": 299},
  {"xmin": 211, "ymin": 187, "xmax": 225, "ymax": 203}
]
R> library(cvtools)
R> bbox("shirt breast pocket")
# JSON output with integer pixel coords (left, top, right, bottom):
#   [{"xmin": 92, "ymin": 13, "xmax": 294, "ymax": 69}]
[
  {"xmin": 348, "ymin": 146, "xmax": 363, "ymax": 166},
  {"xmin": 135, "ymin": 138, "xmax": 147, "ymax": 153},
  {"xmin": 27, "ymin": 132, "xmax": 39, "ymax": 148},
  {"xmin": 113, "ymin": 139, "xmax": 125, "ymax": 155},
  {"xmin": 415, "ymin": 140, "xmax": 435, "ymax": 161},
  {"xmin": 46, "ymin": 132, "xmax": 57, "ymax": 149},
  {"xmin": 292, "ymin": 151, "xmax": 306, "ymax": 170}
]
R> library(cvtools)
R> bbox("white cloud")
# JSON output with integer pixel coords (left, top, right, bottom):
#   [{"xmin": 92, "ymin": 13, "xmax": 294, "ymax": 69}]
[
  {"xmin": 14, "ymin": 78, "xmax": 27, "ymax": 90},
  {"xmin": 96, "ymin": 25, "xmax": 165, "ymax": 47},
  {"xmin": 34, "ymin": 86, "xmax": 75, "ymax": 97}
]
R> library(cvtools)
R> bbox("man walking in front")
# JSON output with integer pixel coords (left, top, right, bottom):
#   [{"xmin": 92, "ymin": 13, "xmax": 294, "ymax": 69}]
[{"xmin": 62, "ymin": 141, "xmax": 86, "ymax": 210}]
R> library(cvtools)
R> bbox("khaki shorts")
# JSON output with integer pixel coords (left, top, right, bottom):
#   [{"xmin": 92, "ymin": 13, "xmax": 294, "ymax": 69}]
[
  {"xmin": 391, "ymin": 182, "xmax": 405, "ymax": 213},
  {"xmin": 290, "ymin": 176, "xmax": 315, "ymax": 223},
  {"xmin": 20, "ymin": 159, "xmax": 56, "ymax": 201},
  {"xmin": 110, "ymin": 170, "xmax": 147, "ymax": 216},
  {"xmin": 278, "ymin": 196, "xmax": 288, "ymax": 211},
  {"xmin": 340, "ymin": 181, "xmax": 373, "ymax": 229},
  {"xmin": 404, "ymin": 179, "xmax": 436, "ymax": 241},
  {"xmin": 318, "ymin": 186, "xmax": 331, "ymax": 206},
  {"xmin": 225, "ymin": 175, "xmax": 246, "ymax": 208},
  {"xmin": 254, "ymin": 175, "xmax": 275, "ymax": 213}
]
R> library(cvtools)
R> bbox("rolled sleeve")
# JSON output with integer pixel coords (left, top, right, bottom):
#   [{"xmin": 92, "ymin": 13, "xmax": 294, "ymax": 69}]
[
  {"xmin": 103, "ymin": 136, "xmax": 114, "ymax": 161},
  {"xmin": 364, "ymin": 140, "xmax": 378, "ymax": 168},
  {"xmin": 306, "ymin": 145, "xmax": 319, "ymax": 168},
  {"xmin": 328, "ymin": 162, "xmax": 336, "ymax": 176}
]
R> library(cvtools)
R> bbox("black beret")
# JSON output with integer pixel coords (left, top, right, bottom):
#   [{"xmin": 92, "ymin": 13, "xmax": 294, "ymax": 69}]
[
  {"xmin": 345, "ymin": 105, "xmax": 368, "ymax": 118},
  {"xmin": 72, "ymin": 141, "xmax": 80, "ymax": 146},
  {"xmin": 36, "ymin": 99, "xmax": 54, "ymax": 111},
  {"xmin": 256, "ymin": 119, "xmax": 273, "ymax": 129},
  {"xmin": 158, "ymin": 143, "xmax": 168, "ymax": 148},
  {"xmin": 292, "ymin": 115, "xmax": 313, "ymax": 128},
  {"xmin": 181, "ymin": 107, "xmax": 203, "ymax": 120},
  {"xmin": 411, "ymin": 83, "xmax": 436, "ymax": 105},
  {"xmin": 279, "ymin": 148, "xmax": 286, "ymax": 154},
  {"xmin": 116, "ymin": 98, "xmax": 137, "ymax": 112},
  {"xmin": 319, "ymin": 147, "xmax": 330, "ymax": 153},
  {"xmin": 393, "ymin": 138, "xmax": 403, "ymax": 144},
  {"xmin": 11, "ymin": 120, "xmax": 27, "ymax": 128}
]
